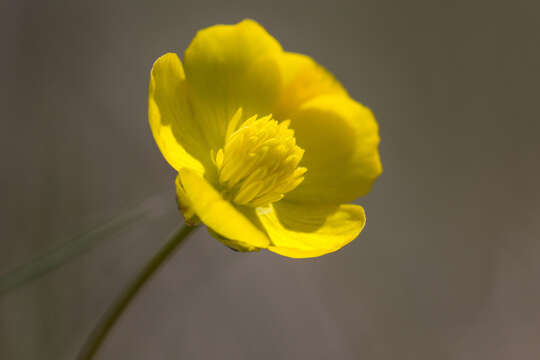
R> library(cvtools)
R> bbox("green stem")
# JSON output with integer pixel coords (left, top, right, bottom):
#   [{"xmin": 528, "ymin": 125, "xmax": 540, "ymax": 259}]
[
  {"xmin": 76, "ymin": 223, "xmax": 198, "ymax": 360},
  {"xmin": 0, "ymin": 193, "xmax": 172, "ymax": 296}
]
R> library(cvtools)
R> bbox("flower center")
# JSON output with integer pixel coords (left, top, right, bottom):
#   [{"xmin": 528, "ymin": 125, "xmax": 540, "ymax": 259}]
[{"xmin": 213, "ymin": 108, "xmax": 307, "ymax": 208}]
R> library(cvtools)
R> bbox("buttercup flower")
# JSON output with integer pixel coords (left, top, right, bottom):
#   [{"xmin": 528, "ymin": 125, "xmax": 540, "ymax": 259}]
[{"xmin": 149, "ymin": 19, "xmax": 381, "ymax": 258}]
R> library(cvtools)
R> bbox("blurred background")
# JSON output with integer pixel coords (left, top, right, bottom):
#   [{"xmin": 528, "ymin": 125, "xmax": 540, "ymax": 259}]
[{"xmin": 2, "ymin": 0, "xmax": 539, "ymax": 359}]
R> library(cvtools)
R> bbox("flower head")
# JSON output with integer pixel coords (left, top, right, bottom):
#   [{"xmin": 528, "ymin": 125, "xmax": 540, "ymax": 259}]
[{"xmin": 149, "ymin": 19, "xmax": 381, "ymax": 258}]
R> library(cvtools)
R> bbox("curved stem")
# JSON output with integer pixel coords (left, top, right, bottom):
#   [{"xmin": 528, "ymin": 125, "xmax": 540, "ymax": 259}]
[{"xmin": 76, "ymin": 223, "xmax": 198, "ymax": 360}]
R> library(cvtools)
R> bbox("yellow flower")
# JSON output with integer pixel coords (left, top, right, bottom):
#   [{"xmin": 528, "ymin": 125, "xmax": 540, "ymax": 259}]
[{"xmin": 149, "ymin": 19, "xmax": 382, "ymax": 258}]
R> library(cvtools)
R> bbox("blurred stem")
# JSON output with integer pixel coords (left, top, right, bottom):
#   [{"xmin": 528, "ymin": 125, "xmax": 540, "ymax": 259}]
[
  {"xmin": 76, "ymin": 223, "xmax": 198, "ymax": 360},
  {"xmin": 0, "ymin": 193, "xmax": 172, "ymax": 296}
]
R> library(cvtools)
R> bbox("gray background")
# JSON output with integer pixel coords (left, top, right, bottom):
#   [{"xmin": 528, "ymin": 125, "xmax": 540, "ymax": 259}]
[{"xmin": 2, "ymin": 0, "xmax": 539, "ymax": 359}]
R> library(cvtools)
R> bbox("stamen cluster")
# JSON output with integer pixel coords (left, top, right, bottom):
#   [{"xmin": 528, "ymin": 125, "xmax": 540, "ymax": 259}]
[{"xmin": 214, "ymin": 110, "xmax": 307, "ymax": 207}]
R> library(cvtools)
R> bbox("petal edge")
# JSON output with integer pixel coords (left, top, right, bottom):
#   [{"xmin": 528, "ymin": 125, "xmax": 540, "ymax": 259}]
[
  {"xmin": 149, "ymin": 53, "xmax": 207, "ymax": 173},
  {"xmin": 286, "ymin": 94, "xmax": 382, "ymax": 204},
  {"xmin": 178, "ymin": 167, "xmax": 270, "ymax": 249},
  {"xmin": 257, "ymin": 201, "xmax": 366, "ymax": 259}
]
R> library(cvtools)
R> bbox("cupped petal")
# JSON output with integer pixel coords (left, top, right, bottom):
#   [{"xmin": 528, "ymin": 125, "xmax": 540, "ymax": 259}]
[
  {"xmin": 273, "ymin": 52, "xmax": 347, "ymax": 120},
  {"xmin": 285, "ymin": 94, "xmax": 382, "ymax": 204},
  {"xmin": 256, "ymin": 201, "xmax": 366, "ymax": 258},
  {"xmin": 183, "ymin": 19, "xmax": 284, "ymax": 150},
  {"xmin": 149, "ymin": 53, "xmax": 209, "ymax": 173},
  {"xmin": 177, "ymin": 167, "xmax": 270, "ymax": 249}
]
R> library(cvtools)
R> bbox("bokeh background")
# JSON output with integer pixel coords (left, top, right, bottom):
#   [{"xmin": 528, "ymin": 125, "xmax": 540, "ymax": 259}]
[{"xmin": 2, "ymin": 0, "xmax": 539, "ymax": 359}]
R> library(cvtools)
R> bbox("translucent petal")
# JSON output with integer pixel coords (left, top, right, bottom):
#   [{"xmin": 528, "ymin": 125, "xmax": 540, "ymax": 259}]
[
  {"xmin": 273, "ymin": 52, "xmax": 348, "ymax": 120},
  {"xmin": 177, "ymin": 167, "xmax": 270, "ymax": 249},
  {"xmin": 148, "ymin": 53, "xmax": 208, "ymax": 173},
  {"xmin": 183, "ymin": 19, "xmax": 283, "ymax": 150},
  {"xmin": 257, "ymin": 201, "xmax": 366, "ymax": 258},
  {"xmin": 285, "ymin": 94, "xmax": 382, "ymax": 204}
]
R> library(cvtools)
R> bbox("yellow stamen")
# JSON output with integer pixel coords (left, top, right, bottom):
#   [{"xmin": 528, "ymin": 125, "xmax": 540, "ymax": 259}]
[{"xmin": 215, "ymin": 110, "xmax": 307, "ymax": 207}]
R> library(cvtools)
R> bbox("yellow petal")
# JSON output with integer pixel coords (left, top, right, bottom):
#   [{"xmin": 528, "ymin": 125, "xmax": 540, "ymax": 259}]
[
  {"xmin": 175, "ymin": 175, "xmax": 200, "ymax": 226},
  {"xmin": 285, "ymin": 94, "xmax": 382, "ymax": 204},
  {"xmin": 183, "ymin": 19, "xmax": 283, "ymax": 149},
  {"xmin": 257, "ymin": 201, "xmax": 366, "ymax": 258},
  {"xmin": 178, "ymin": 167, "xmax": 270, "ymax": 249},
  {"xmin": 148, "ymin": 53, "xmax": 208, "ymax": 173},
  {"xmin": 206, "ymin": 228, "xmax": 261, "ymax": 253},
  {"xmin": 273, "ymin": 52, "xmax": 348, "ymax": 119}
]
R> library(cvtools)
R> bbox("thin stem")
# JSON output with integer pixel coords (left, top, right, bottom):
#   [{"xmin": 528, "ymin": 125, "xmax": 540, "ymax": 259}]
[
  {"xmin": 0, "ymin": 193, "xmax": 172, "ymax": 296},
  {"xmin": 76, "ymin": 223, "xmax": 198, "ymax": 360}
]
